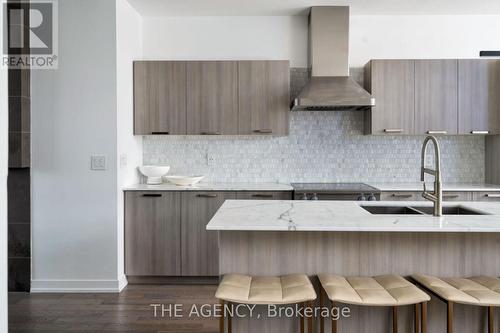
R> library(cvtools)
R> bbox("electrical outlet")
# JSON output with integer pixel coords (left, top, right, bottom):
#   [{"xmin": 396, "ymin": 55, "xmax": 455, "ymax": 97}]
[
  {"xmin": 91, "ymin": 155, "xmax": 107, "ymax": 170},
  {"xmin": 206, "ymin": 153, "xmax": 215, "ymax": 166}
]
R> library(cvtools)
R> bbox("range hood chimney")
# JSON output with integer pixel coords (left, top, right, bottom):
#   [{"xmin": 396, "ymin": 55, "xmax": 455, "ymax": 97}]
[{"xmin": 292, "ymin": 6, "xmax": 375, "ymax": 111}]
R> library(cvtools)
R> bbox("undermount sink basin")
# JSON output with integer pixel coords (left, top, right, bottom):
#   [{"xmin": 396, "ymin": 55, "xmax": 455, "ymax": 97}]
[
  {"xmin": 361, "ymin": 206, "xmax": 423, "ymax": 215},
  {"xmin": 361, "ymin": 205, "xmax": 485, "ymax": 215},
  {"xmin": 411, "ymin": 206, "xmax": 483, "ymax": 215}
]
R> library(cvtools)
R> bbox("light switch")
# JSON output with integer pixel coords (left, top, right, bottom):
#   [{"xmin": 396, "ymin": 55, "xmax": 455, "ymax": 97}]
[
  {"xmin": 91, "ymin": 155, "xmax": 107, "ymax": 170},
  {"xmin": 120, "ymin": 153, "xmax": 127, "ymax": 168}
]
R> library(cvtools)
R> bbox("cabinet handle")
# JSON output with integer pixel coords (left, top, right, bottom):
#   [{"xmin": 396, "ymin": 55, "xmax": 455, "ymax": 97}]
[
  {"xmin": 200, "ymin": 131, "xmax": 221, "ymax": 135},
  {"xmin": 485, "ymin": 194, "xmax": 500, "ymax": 198},
  {"xmin": 391, "ymin": 194, "xmax": 413, "ymax": 199},
  {"xmin": 471, "ymin": 131, "xmax": 490, "ymax": 135},
  {"xmin": 384, "ymin": 129, "xmax": 403, "ymax": 134},
  {"xmin": 253, "ymin": 129, "xmax": 273, "ymax": 134},
  {"xmin": 427, "ymin": 130, "xmax": 447, "ymax": 134},
  {"xmin": 251, "ymin": 194, "xmax": 274, "ymax": 198},
  {"xmin": 151, "ymin": 132, "xmax": 170, "ymax": 135},
  {"xmin": 142, "ymin": 193, "xmax": 162, "ymax": 197},
  {"xmin": 443, "ymin": 194, "xmax": 460, "ymax": 199},
  {"xmin": 197, "ymin": 194, "xmax": 218, "ymax": 198}
]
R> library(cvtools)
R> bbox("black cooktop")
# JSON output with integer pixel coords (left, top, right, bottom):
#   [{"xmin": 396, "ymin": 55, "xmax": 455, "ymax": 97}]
[{"xmin": 291, "ymin": 183, "xmax": 380, "ymax": 193}]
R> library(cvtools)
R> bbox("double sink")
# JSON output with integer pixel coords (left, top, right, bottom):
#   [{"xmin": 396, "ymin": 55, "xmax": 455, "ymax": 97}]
[{"xmin": 361, "ymin": 206, "xmax": 485, "ymax": 215}]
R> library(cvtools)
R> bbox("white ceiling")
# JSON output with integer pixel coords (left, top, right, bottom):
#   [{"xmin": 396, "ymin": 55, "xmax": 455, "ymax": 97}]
[{"xmin": 127, "ymin": 0, "xmax": 500, "ymax": 17}]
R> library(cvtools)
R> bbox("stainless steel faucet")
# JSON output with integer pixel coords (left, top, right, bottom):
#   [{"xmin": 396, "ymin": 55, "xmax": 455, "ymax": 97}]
[{"xmin": 421, "ymin": 136, "xmax": 443, "ymax": 216}]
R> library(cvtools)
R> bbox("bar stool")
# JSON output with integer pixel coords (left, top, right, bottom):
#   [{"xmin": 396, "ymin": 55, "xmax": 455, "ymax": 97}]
[
  {"xmin": 215, "ymin": 274, "xmax": 317, "ymax": 333},
  {"xmin": 413, "ymin": 274, "xmax": 500, "ymax": 333},
  {"xmin": 318, "ymin": 274, "xmax": 430, "ymax": 333}
]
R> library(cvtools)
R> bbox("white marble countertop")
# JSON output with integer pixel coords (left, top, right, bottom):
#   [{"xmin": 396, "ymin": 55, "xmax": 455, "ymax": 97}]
[
  {"xmin": 206, "ymin": 200, "xmax": 500, "ymax": 233},
  {"xmin": 123, "ymin": 182, "xmax": 293, "ymax": 192},
  {"xmin": 369, "ymin": 183, "xmax": 500, "ymax": 192},
  {"xmin": 123, "ymin": 182, "xmax": 500, "ymax": 192}
]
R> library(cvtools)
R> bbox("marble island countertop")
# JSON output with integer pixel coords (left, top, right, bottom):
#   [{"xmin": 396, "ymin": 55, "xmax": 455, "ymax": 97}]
[{"xmin": 206, "ymin": 200, "xmax": 500, "ymax": 233}]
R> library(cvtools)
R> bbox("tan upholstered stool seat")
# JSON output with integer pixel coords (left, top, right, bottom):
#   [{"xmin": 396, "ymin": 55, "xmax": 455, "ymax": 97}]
[
  {"xmin": 318, "ymin": 274, "xmax": 430, "ymax": 306},
  {"xmin": 215, "ymin": 274, "xmax": 317, "ymax": 305},
  {"xmin": 413, "ymin": 274, "xmax": 500, "ymax": 306}
]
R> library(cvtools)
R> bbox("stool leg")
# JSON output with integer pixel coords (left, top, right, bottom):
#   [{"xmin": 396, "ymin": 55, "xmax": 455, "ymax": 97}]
[
  {"xmin": 447, "ymin": 302, "xmax": 453, "ymax": 333},
  {"xmin": 488, "ymin": 306, "xmax": 494, "ymax": 333},
  {"xmin": 320, "ymin": 288, "xmax": 324, "ymax": 333},
  {"xmin": 421, "ymin": 302, "xmax": 428, "ymax": 333},
  {"xmin": 392, "ymin": 307, "xmax": 398, "ymax": 333},
  {"xmin": 227, "ymin": 302, "xmax": 232, "ymax": 333},
  {"xmin": 331, "ymin": 301, "xmax": 338, "ymax": 333},
  {"xmin": 414, "ymin": 303, "xmax": 420, "ymax": 333},
  {"xmin": 307, "ymin": 301, "xmax": 313, "ymax": 333},
  {"xmin": 300, "ymin": 303, "xmax": 305, "ymax": 333},
  {"xmin": 219, "ymin": 300, "xmax": 224, "ymax": 333}
]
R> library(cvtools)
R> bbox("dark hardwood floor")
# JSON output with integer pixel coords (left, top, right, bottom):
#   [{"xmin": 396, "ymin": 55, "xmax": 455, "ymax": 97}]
[{"xmin": 8, "ymin": 284, "xmax": 219, "ymax": 332}]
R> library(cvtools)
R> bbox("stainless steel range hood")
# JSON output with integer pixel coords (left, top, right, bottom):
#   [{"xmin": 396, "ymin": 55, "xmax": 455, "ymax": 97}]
[{"xmin": 292, "ymin": 6, "xmax": 375, "ymax": 111}]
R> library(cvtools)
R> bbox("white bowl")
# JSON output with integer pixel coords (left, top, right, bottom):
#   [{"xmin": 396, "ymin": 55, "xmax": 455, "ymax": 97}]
[
  {"xmin": 164, "ymin": 175, "xmax": 205, "ymax": 187},
  {"xmin": 139, "ymin": 165, "xmax": 170, "ymax": 185}
]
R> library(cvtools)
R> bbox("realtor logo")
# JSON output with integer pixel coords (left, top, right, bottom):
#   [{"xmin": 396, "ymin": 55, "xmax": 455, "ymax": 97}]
[{"xmin": 3, "ymin": 0, "xmax": 58, "ymax": 69}]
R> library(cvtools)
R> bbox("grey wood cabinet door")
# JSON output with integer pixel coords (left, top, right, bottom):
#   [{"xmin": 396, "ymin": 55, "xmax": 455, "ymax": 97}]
[
  {"xmin": 125, "ymin": 192, "xmax": 181, "ymax": 276},
  {"xmin": 458, "ymin": 59, "xmax": 500, "ymax": 135},
  {"xmin": 181, "ymin": 191, "xmax": 236, "ymax": 276},
  {"xmin": 364, "ymin": 60, "xmax": 415, "ymax": 135},
  {"xmin": 236, "ymin": 191, "xmax": 293, "ymax": 200},
  {"xmin": 186, "ymin": 61, "xmax": 238, "ymax": 135},
  {"xmin": 238, "ymin": 61, "xmax": 290, "ymax": 136},
  {"xmin": 134, "ymin": 61, "xmax": 187, "ymax": 135},
  {"xmin": 415, "ymin": 60, "xmax": 458, "ymax": 135}
]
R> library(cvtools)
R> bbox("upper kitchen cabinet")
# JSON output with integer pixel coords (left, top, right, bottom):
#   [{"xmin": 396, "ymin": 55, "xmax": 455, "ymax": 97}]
[
  {"xmin": 458, "ymin": 59, "xmax": 500, "ymax": 135},
  {"xmin": 415, "ymin": 60, "xmax": 458, "ymax": 135},
  {"xmin": 364, "ymin": 60, "xmax": 415, "ymax": 135},
  {"xmin": 238, "ymin": 61, "xmax": 290, "ymax": 136},
  {"xmin": 186, "ymin": 61, "xmax": 239, "ymax": 135},
  {"xmin": 133, "ymin": 61, "xmax": 187, "ymax": 135}
]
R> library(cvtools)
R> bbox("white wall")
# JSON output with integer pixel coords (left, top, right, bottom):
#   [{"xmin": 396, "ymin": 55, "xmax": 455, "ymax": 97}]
[
  {"xmin": 142, "ymin": 16, "xmax": 308, "ymax": 67},
  {"xmin": 116, "ymin": 0, "xmax": 142, "ymax": 288},
  {"xmin": 350, "ymin": 15, "xmax": 500, "ymax": 67},
  {"xmin": 31, "ymin": 0, "xmax": 120, "ymax": 292},
  {"xmin": 142, "ymin": 15, "xmax": 500, "ymax": 67},
  {"xmin": 0, "ymin": 11, "xmax": 9, "ymax": 331}
]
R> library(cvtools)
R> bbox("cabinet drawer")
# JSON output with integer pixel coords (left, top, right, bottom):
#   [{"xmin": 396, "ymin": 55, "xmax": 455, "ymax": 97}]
[
  {"xmin": 381, "ymin": 191, "xmax": 473, "ymax": 202},
  {"xmin": 442, "ymin": 192, "xmax": 473, "ymax": 201},
  {"xmin": 473, "ymin": 192, "xmax": 500, "ymax": 202},
  {"xmin": 380, "ymin": 192, "xmax": 423, "ymax": 201},
  {"xmin": 236, "ymin": 191, "xmax": 292, "ymax": 200}
]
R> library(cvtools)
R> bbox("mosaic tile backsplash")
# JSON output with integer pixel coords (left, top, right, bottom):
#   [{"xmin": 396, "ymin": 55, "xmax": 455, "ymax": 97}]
[{"xmin": 143, "ymin": 111, "xmax": 485, "ymax": 183}]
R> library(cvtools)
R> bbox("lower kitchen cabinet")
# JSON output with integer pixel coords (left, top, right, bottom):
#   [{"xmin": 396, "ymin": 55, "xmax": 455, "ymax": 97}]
[
  {"xmin": 125, "ymin": 192, "xmax": 182, "ymax": 276},
  {"xmin": 181, "ymin": 191, "xmax": 236, "ymax": 276},
  {"xmin": 380, "ymin": 192, "xmax": 422, "ymax": 201},
  {"xmin": 380, "ymin": 191, "xmax": 473, "ymax": 202},
  {"xmin": 236, "ymin": 191, "xmax": 292, "ymax": 200},
  {"xmin": 473, "ymin": 192, "xmax": 500, "ymax": 202},
  {"xmin": 442, "ymin": 192, "xmax": 473, "ymax": 202}
]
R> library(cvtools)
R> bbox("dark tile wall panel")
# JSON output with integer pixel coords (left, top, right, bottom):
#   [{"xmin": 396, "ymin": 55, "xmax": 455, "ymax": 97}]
[
  {"xmin": 8, "ymin": 224, "xmax": 30, "ymax": 258},
  {"xmin": 8, "ymin": 258, "xmax": 30, "ymax": 292},
  {"xmin": 8, "ymin": 53, "xmax": 31, "ymax": 291}
]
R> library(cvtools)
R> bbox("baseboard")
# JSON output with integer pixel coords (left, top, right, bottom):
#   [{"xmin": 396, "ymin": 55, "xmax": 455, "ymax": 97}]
[
  {"xmin": 31, "ymin": 275, "xmax": 128, "ymax": 293},
  {"xmin": 127, "ymin": 276, "xmax": 219, "ymax": 285}
]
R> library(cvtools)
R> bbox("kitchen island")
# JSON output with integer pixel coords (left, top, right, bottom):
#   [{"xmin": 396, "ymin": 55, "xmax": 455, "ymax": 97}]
[{"xmin": 207, "ymin": 200, "xmax": 500, "ymax": 333}]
